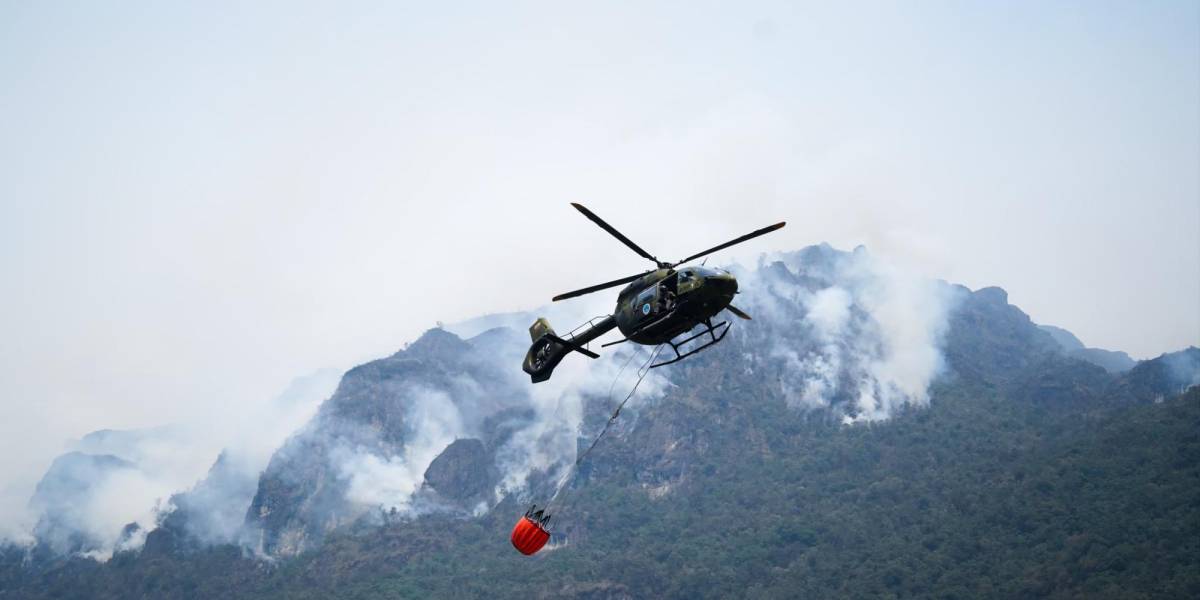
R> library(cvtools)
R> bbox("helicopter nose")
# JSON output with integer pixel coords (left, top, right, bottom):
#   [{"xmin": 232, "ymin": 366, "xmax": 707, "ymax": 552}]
[{"xmin": 707, "ymin": 273, "xmax": 738, "ymax": 296}]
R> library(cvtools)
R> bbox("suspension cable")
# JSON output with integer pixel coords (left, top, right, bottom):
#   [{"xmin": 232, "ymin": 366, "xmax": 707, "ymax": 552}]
[
  {"xmin": 544, "ymin": 344, "xmax": 665, "ymax": 517},
  {"xmin": 576, "ymin": 343, "xmax": 665, "ymax": 466}
]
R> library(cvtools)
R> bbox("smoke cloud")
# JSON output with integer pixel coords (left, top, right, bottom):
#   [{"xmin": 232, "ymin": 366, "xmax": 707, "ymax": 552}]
[
  {"xmin": 734, "ymin": 245, "xmax": 959, "ymax": 423},
  {"xmin": 322, "ymin": 313, "xmax": 673, "ymax": 527},
  {"xmin": 1160, "ymin": 347, "xmax": 1200, "ymax": 393},
  {"xmin": 6, "ymin": 244, "xmax": 961, "ymax": 559},
  {"xmin": 4, "ymin": 370, "xmax": 339, "ymax": 558},
  {"xmin": 338, "ymin": 385, "xmax": 467, "ymax": 511}
]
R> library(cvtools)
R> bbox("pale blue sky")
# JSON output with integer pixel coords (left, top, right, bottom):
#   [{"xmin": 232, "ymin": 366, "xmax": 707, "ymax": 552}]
[{"xmin": 1, "ymin": 1, "xmax": 1197, "ymax": 518}]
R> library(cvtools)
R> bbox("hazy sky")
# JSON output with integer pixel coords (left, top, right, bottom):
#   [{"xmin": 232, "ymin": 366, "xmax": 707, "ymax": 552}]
[{"xmin": 1, "ymin": 1, "xmax": 1197, "ymax": 510}]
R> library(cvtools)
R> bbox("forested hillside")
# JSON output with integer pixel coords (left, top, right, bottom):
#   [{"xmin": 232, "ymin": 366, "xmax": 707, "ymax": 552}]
[
  {"xmin": 2, "ymin": 247, "xmax": 1197, "ymax": 599},
  {"xmin": 3, "ymin": 385, "xmax": 1195, "ymax": 599}
]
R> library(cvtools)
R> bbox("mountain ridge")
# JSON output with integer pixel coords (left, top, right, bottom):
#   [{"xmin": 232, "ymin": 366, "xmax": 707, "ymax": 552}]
[{"xmin": 2, "ymin": 244, "xmax": 1197, "ymax": 599}]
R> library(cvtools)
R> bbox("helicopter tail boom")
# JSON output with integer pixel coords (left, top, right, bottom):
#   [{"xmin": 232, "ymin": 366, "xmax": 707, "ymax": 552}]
[{"xmin": 522, "ymin": 316, "xmax": 616, "ymax": 383}]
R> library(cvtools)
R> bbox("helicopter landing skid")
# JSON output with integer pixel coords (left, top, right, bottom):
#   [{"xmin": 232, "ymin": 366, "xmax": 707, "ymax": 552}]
[{"xmin": 650, "ymin": 319, "xmax": 730, "ymax": 369}]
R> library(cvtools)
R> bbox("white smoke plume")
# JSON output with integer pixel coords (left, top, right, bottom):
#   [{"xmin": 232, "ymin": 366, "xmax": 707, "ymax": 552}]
[
  {"xmin": 29, "ymin": 451, "xmax": 178, "ymax": 560},
  {"xmin": 489, "ymin": 341, "xmax": 672, "ymax": 503},
  {"xmin": 338, "ymin": 385, "xmax": 467, "ymax": 511},
  {"xmin": 1160, "ymin": 347, "xmax": 1200, "ymax": 393},
  {"xmin": 325, "ymin": 308, "xmax": 673, "ymax": 526},
  {"xmin": 734, "ymin": 245, "xmax": 959, "ymax": 423},
  {"xmin": 9, "ymin": 244, "xmax": 956, "ymax": 561},
  {"xmin": 6, "ymin": 370, "xmax": 339, "ymax": 558},
  {"xmin": 171, "ymin": 369, "xmax": 340, "ymax": 547}
]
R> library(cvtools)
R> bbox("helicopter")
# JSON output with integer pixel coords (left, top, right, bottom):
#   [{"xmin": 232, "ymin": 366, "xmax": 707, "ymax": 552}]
[{"xmin": 522, "ymin": 203, "xmax": 785, "ymax": 383}]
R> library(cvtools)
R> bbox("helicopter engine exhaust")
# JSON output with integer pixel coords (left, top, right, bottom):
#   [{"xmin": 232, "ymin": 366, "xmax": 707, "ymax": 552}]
[{"xmin": 523, "ymin": 316, "xmax": 616, "ymax": 383}]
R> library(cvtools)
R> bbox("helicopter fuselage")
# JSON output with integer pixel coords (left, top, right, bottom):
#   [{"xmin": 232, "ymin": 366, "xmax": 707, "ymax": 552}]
[
  {"xmin": 521, "ymin": 202, "xmax": 780, "ymax": 383},
  {"xmin": 521, "ymin": 266, "xmax": 739, "ymax": 382},
  {"xmin": 613, "ymin": 266, "xmax": 738, "ymax": 345}
]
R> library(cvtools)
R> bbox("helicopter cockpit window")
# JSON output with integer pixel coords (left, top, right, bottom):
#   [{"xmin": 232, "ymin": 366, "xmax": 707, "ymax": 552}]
[{"xmin": 677, "ymin": 269, "xmax": 701, "ymax": 294}]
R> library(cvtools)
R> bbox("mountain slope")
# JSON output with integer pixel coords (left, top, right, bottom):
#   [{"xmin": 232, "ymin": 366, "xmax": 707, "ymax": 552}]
[
  {"xmin": 6, "ymin": 382, "xmax": 1195, "ymax": 599},
  {"xmin": 2, "ymin": 245, "xmax": 1197, "ymax": 599}
]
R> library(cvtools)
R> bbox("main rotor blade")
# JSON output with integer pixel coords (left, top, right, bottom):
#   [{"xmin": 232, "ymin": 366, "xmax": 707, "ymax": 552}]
[
  {"xmin": 726, "ymin": 304, "xmax": 752, "ymax": 320},
  {"xmin": 675, "ymin": 221, "xmax": 786, "ymax": 265},
  {"xmin": 552, "ymin": 272, "xmax": 644, "ymax": 302},
  {"xmin": 571, "ymin": 203, "xmax": 659, "ymax": 264}
]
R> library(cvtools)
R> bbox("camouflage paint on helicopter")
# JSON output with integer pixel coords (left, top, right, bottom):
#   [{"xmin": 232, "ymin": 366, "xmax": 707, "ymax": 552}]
[
  {"xmin": 613, "ymin": 266, "xmax": 738, "ymax": 345},
  {"xmin": 522, "ymin": 204, "xmax": 781, "ymax": 383}
]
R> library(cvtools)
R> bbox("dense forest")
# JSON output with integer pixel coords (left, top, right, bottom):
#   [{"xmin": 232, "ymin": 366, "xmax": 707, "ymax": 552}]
[{"xmin": 3, "ymin": 379, "xmax": 1196, "ymax": 599}]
